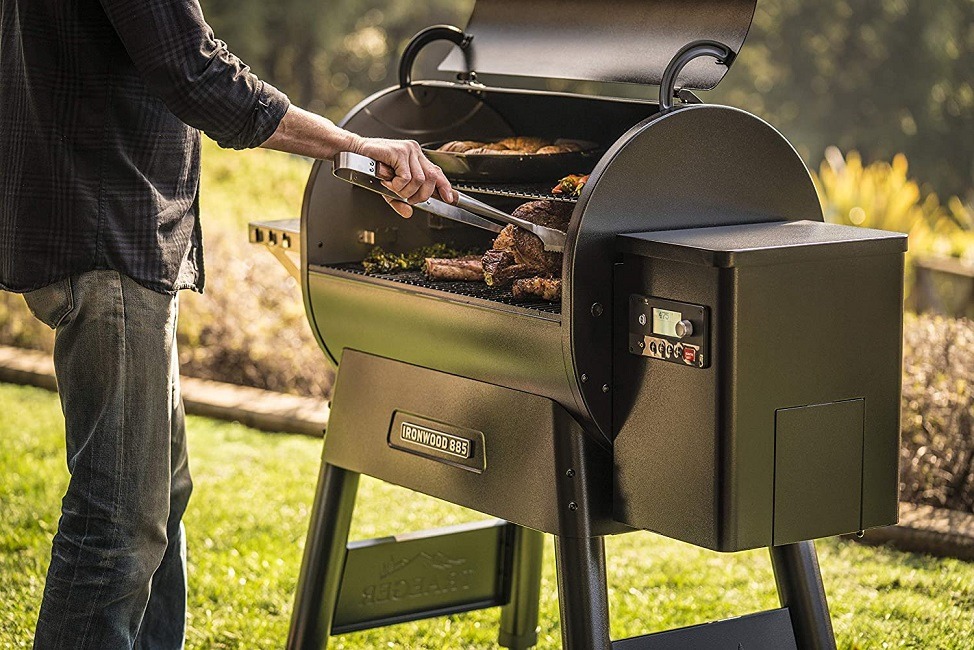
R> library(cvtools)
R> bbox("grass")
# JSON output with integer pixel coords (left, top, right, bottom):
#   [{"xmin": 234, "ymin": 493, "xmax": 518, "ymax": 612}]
[{"xmin": 2, "ymin": 382, "xmax": 973, "ymax": 649}]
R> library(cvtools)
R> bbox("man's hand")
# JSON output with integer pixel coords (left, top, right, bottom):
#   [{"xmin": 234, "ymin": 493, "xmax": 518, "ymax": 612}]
[
  {"xmin": 351, "ymin": 137, "xmax": 454, "ymax": 218},
  {"xmin": 260, "ymin": 105, "xmax": 453, "ymax": 219}
]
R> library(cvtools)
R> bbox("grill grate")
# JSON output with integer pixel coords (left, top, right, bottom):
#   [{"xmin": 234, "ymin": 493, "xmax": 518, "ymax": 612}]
[
  {"xmin": 326, "ymin": 263, "xmax": 561, "ymax": 315},
  {"xmin": 453, "ymin": 182, "xmax": 578, "ymax": 204}
]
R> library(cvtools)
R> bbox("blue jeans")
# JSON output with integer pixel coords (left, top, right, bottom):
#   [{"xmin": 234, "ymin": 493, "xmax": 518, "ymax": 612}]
[{"xmin": 23, "ymin": 270, "xmax": 192, "ymax": 650}]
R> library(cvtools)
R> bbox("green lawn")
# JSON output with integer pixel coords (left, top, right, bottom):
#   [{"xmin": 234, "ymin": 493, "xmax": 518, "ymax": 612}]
[{"xmin": 2, "ymin": 382, "xmax": 973, "ymax": 649}]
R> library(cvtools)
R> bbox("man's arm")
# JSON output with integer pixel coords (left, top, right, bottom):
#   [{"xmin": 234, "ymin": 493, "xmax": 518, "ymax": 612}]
[
  {"xmin": 261, "ymin": 106, "xmax": 452, "ymax": 217},
  {"xmin": 97, "ymin": 0, "xmax": 451, "ymax": 216}
]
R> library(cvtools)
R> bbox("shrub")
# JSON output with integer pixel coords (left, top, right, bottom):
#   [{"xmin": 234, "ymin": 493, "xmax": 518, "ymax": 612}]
[
  {"xmin": 0, "ymin": 292, "xmax": 53, "ymax": 353},
  {"xmin": 177, "ymin": 228, "xmax": 334, "ymax": 398},
  {"xmin": 0, "ymin": 230, "xmax": 333, "ymax": 399},
  {"xmin": 900, "ymin": 313, "xmax": 974, "ymax": 512},
  {"xmin": 814, "ymin": 148, "xmax": 974, "ymax": 263}
]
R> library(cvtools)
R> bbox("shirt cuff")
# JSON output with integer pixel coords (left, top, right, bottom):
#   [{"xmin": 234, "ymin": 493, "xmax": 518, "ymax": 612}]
[{"xmin": 223, "ymin": 80, "xmax": 290, "ymax": 150}]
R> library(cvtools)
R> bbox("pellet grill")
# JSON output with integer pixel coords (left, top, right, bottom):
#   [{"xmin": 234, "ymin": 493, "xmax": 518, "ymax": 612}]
[{"xmin": 249, "ymin": 1, "xmax": 908, "ymax": 648}]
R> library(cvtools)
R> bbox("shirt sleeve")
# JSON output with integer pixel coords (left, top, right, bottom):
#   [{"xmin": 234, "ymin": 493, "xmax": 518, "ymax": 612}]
[{"xmin": 97, "ymin": 0, "xmax": 290, "ymax": 150}]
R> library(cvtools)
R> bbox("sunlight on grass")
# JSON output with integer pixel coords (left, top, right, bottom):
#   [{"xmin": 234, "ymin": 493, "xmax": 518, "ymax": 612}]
[
  {"xmin": 2, "ymin": 382, "xmax": 973, "ymax": 648},
  {"xmin": 199, "ymin": 137, "xmax": 312, "ymax": 231}
]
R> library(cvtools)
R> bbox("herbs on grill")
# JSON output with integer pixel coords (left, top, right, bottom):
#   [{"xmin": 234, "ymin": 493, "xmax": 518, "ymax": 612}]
[{"xmin": 362, "ymin": 244, "xmax": 467, "ymax": 274}]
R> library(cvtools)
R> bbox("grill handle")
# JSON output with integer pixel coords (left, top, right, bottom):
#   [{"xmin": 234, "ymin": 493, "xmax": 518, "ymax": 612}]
[
  {"xmin": 659, "ymin": 40, "xmax": 736, "ymax": 113},
  {"xmin": 398, "ymin": 25, "xmax": 473, "ymax": 89}
]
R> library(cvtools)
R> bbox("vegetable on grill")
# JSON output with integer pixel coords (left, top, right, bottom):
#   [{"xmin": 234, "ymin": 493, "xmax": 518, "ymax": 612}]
[
  {"xmin": 552, "ymin": 174, "xmax": 590, "ymax": 197},
  {"xmin": 362, "ymin": 244, "xmax": 466, "ymax": 274}
]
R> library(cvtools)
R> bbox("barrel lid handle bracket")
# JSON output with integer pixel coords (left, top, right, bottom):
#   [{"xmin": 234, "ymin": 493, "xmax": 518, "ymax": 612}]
[
  {"xmin": 399, "ymin": 25, "xmax": 475, "ymax": 99},
  {"xmin": 659, "ymin": 40, "xmax": 736, "ymax": 113}
]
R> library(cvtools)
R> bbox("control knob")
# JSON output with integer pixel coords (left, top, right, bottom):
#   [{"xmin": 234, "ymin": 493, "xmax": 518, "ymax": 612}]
[{"xmin": 675, "ymin": 319, "xmax": 694, "ymax": 339}]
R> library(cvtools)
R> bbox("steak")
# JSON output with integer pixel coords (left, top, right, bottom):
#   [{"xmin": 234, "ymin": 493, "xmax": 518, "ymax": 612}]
[{"xmin": 481, "ymin": 200, "xmax": 572, "ymax": 289}]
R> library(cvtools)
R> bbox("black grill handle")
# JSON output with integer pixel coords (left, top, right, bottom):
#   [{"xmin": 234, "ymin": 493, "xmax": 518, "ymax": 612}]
[
  {"xmin": 398, "ymin": 25, "xmax": 473, "ymax": 89},
  {"xmin": 659, "ymin": 40, "xmax": 736, "ymax": 112}
]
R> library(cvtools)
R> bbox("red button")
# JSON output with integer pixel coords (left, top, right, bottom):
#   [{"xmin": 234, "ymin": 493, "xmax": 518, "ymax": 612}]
[{"xmin": 683, "ymin": 347, "xmax": 696, "ymax": 364}]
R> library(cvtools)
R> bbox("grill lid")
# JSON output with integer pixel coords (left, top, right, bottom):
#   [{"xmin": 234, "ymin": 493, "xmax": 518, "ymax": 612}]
[{"xmin": 439, "ymin": 0, "xmax": 757, "ymax": 90}]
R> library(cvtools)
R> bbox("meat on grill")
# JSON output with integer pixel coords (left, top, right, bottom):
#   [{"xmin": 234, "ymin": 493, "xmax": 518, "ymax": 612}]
[
  {"xmin": 482, "ymin": 200, "xmax": 572, "ymax": 289},
  {"xmin": 513, "ymin": 277, "xmax": 562, "ymax": 301},
  {"xmin": 482, "ymin": 249, "xmax": 539, "ymax": 286},
  {"xmin": 424, "ymin": 257, "xmax": 484, "ymax": 282}
]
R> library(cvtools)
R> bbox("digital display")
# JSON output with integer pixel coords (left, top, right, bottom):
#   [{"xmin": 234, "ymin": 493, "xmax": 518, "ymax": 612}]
[{"xmin": 652, "ymin": 308, "xmax": 682, "ymax": 337}]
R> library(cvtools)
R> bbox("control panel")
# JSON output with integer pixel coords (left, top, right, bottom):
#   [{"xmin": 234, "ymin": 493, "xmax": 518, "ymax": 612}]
[{"xmin": 628, "ymin": 295, "xmax": 710, "ymax": 368}]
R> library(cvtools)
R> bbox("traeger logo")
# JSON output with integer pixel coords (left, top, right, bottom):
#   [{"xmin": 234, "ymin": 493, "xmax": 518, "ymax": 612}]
[{"xmin": 399, "ymin": 422, "xmax": 473, "ymax": 459}]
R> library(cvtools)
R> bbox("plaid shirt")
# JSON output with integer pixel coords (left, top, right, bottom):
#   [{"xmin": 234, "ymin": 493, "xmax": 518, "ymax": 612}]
[{"xmin": 0, "ymin": 0, "xmax": 290, "ymax": 293}]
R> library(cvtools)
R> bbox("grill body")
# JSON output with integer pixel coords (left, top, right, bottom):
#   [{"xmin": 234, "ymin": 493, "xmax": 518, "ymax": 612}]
[
  {"xmin": 302, "ymin": 85, "xmax": 823, "ymax": 445},
  {"xmin": 283, "ymin": 5, "xmax": 907, "ymax": 646}
]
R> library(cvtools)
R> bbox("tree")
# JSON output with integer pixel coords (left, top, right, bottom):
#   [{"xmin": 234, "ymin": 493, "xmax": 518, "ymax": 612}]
[{"xmin": 711, "ymin": 0, "xmax": 974, "ymax": 199}]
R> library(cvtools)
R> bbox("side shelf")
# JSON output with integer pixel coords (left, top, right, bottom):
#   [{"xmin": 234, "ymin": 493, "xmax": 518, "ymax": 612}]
[{"xmin": 248, "ymin": 218, "xmax": 301, "ymax": 281}]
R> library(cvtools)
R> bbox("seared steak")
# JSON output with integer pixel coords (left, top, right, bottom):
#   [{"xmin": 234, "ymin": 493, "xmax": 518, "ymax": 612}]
[{"xmin": 482, "ymin": 200, "xmax": 572, "ymax": 289}]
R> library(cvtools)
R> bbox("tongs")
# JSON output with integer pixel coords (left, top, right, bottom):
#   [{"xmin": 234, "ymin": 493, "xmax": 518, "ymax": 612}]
[{"xmin": 333, "ymin": 152, "xmax": 567, "ymax": 252}]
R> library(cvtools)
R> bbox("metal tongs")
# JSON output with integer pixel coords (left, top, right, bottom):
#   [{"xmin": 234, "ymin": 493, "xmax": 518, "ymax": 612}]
[{"xmin": 333, "ymin": 152, "xmax": 567, "ymax": 252}]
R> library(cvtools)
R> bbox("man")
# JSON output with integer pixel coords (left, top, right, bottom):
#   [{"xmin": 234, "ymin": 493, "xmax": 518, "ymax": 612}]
[{"xmin": 0, "ymin": 1, "xmax": 452, "ymax": 647}]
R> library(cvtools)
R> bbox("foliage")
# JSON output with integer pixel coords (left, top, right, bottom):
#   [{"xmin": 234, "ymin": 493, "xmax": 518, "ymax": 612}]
[
  {"xmin": 0, "ymin": 292, "xmax": 52, "ymax": 354},
  {"xmin": 814, "ymin": 147, "xmax": 974, "ymax": 263},
  {"xmin": 3, "ymin": 382, "xmax": 974, "ymax": 648},
  {"xmin": 900, "ymin": 313, "xmax": 974, "ymax": 512},
  {"xmin": 711, "ymin": 0, "xmax": 974, "ymax": 199},
  {"xmin": 196, "ymin": 0, "xmax": 974, "ymax": 199},
  {"xmin": 201, "ymin": 0, "xmax": 474, "ymax": 122},
  {"xmin": 177, "ymin": 229, "xmax": 333, "ymax": 398}
]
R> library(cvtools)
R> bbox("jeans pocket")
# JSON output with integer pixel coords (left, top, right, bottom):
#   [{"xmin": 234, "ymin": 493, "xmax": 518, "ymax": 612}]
[{"xmin": 23, "ymin": 277, "xmax": 75, "ymax": 330}]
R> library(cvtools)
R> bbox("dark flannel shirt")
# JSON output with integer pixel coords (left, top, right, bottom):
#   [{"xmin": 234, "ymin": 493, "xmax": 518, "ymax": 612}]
[{"xmin": 0, "ymin": 0, "xmax": 290, "ymax": 294}]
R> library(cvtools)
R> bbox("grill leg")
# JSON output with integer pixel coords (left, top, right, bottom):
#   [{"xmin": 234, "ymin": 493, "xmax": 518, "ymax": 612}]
[
  {"xmin": 554, "ymin": 535, "xmax": 612, "ymax": 650},
  {"xmin": 770, "ymin": 541, "xmax": 837, "ymax": 650},
  {"xmin": 286, "ymin": 460, "xmax": 360, "ymax": 650},
  {"xmin": 498, "ymin": 527, "xmax": 545, "ymax": 649}
]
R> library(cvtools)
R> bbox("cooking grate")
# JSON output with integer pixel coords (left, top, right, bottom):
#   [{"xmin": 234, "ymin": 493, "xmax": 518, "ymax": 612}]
[
  {"xmin": 325, "ymin": 263, "xmax": 561, "ymax": 315},
  {"xmin": 453, "ymin": 182, "xmax": 578, "ymax": 204}
]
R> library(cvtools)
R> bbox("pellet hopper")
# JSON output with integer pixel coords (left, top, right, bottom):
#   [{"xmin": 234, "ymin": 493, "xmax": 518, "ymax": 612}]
[{"xmin": 249, "ymin": 1, "xmax": 907, "ymax": 647}]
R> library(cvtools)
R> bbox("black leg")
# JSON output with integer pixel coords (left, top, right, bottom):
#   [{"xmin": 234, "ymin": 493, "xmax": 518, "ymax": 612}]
[
  {"xmin": 770, "ymin": 541, "xmax": 837, "ymax": 650},
  {"xmin": 554, "ymin": 535, "xmax": 612, "ymax": 650},
  {"xmin": 499, "ymin": 527, "xmax": 545, "ymax": 649},
  {"xmin": 286, "ymin": 460, "xmax": 360, "ymax": 650}
]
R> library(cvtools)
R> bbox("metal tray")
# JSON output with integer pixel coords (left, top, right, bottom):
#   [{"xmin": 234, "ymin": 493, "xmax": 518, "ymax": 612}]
[{"xmin": 423, "ymin": 139, "xmax": 601, "ymax": 182}]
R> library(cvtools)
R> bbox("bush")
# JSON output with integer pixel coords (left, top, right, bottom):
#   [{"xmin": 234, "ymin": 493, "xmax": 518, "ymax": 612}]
[
  {"xmin": 815, "ymin": 147, "xmax": 974, "ymax": 263},
  {"xmin": 900, "ymin": 313, "xmax": 974, "ymax": 512},
  {"xmin": 0, "ymin": 232, "xmax": 333, "ymax": 399},
  {"xmin": 177, "ymin": 229, "xmax": 334, "ymax": 398},
  {"xmin": 0, "ymin": 291, "xmax": 52, "ymax": 352}
]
